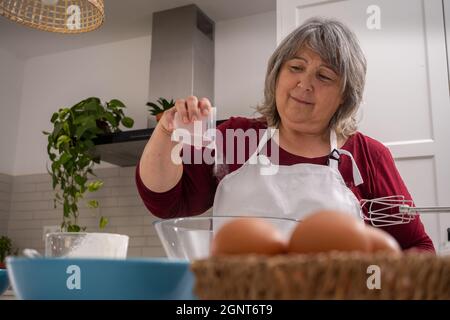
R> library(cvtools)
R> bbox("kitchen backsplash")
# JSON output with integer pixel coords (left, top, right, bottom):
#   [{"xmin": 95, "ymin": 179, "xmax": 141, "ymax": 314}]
[
  {"xmin": 0, "ymin": 173, "xmax": 12, "ymax": 236},
  {"xmin": 3, "ymin": 166, "xmax": 178, "ymax": 257}
]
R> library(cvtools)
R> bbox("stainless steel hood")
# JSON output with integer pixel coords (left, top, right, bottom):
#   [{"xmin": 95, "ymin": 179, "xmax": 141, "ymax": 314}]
[
  {"xmin": 92, "ymin": 5, "xmax": 215, "ymax": 167},
  {"xmin": 148, "ymin": 4, "xmax": 215, "ymax": 105}
]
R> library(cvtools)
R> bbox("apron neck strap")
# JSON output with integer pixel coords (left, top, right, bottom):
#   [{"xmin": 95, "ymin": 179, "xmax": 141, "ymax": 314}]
[
  {"xmin": 248, "ymin": 127, "xmax": 276, "ymax": 164},
  {"xmin": 330, "ymin": 129, "xmax": 338, "ymax": 151},
  {"xmin": 328, "ymin": 130, "xmax": 339, "ymax": 170},
  {"xmin": 328, "ymin": 130, "xmax": 364, "ymax": 186},
  {"xmin": 258, "ymin": 128, "xmax": 276, "ymax": 153}
]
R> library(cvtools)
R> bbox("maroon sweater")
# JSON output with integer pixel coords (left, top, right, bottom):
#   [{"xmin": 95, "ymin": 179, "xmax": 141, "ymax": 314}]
[{"xmin": 136, "ymin": 117, "xmax": 435, "ymax": 252}]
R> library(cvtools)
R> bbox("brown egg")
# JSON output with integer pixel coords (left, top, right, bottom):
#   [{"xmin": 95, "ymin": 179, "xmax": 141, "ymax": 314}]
[
  {"xmin": 365, "ymin": 225, "xmax": 401, "ymax": 254},
  {"xmin": 211, "ymin": 217, "xmax": 287, "ymax": 256},
  {"xmin": 288, "ymin": 210, "xmax": 371, "ymax": 254}
]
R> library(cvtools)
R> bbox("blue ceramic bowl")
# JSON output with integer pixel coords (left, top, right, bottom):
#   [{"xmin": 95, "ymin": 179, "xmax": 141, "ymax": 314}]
[
  {"xmin": 6, "ymin": 257, "xmax": 195, "ymax": 300},
  {"xmin": 0, "ymin": 269, "xmax": 9, "ymax": 296}
]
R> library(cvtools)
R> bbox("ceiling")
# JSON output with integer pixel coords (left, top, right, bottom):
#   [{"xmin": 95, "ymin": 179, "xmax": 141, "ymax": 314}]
[{"xmin": 0, "ymin": 0, "xmax": 276, "ymax": 59}]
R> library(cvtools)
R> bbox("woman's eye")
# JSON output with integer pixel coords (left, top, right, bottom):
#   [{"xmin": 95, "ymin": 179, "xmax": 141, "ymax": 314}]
[
  {"xmin": 318, "ymin": 74, "xmax": 333, "ymax": 81},
  {"xmin": 290, "ymin": 66, "xmax": 303, "ymax": 72}
]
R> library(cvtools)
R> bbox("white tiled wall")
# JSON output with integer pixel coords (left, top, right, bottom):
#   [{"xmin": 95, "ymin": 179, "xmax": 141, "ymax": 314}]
[{"xmin": 4, "ymin": 167, "xmax": 167, "ymax": 257}]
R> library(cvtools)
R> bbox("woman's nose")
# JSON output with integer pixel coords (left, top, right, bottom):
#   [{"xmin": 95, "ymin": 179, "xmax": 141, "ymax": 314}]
[{"xmin": 296, "ymin": 74, "xmax": 313, "ymax": 91}]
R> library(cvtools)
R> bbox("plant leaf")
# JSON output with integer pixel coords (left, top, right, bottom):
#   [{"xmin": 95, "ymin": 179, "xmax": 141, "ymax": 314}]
[
  {"xmin": 50, "ymin": 112, "xmax": 58, "ymax": 123},
  {"xmin": 67, "ymin": 224, "xmax": 81, "ymax": 232},
  {"xmin": 63, "ymin": 200, "xmax": 70, "ymax": 218},
  {"xmin": 74, "ymin": 174, "xmax": 87, "ymax": 186},
  {"xmin": 87, "ymin": 181, "xmax": 103, "ymax": 192},
  {"xmin": 99, "ymin": 216, "xmax": 108, "ymax": 229},
  {"xmin": 56, "ymin": 135, "xmax": 70, "ymax": 149},
  {"xmin": 59, "ymin": 152, "xmax": 72, "ymax": 164},
  {"xmin": 103, "ymin": 112, "xmax": 117, "ymax": 127},
  {"xmin": 121, "ymin": 117, "xmax": 134, "ymax": 128},
  {"xmin": 87, "ymin": 200, "xmax": 99, "ymax": 208},
  {"xmin": 108, "ymin": 99, "xmax": 126, "ymax": 109}
]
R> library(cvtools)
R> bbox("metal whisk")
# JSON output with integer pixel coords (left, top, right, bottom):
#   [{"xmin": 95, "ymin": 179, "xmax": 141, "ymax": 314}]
[{"xmin": 360, "ymin": 195, "xmax": 450, "ymax": 227}]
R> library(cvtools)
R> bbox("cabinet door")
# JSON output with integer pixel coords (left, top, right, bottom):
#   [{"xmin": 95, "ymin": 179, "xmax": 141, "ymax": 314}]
[{"xmin": 277, "ymin": 0, "xmax": 450, "ymax": 253}]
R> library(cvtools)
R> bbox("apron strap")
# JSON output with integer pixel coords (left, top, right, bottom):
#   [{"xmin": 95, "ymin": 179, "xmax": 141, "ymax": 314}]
[
  {"xmin": 328, "ymin": 130, "xmax": 340, "ymax": 171},
  {"xmin": 328, "ymin": 130, "xmax": 363, "ymax": 187},
  {"xmin": 337, "ymin": 149, "xmax": 364, "ymax": 186},
  {"xmin": 248, "ymin": 127, "xmax": 276, "ymax": 164}
]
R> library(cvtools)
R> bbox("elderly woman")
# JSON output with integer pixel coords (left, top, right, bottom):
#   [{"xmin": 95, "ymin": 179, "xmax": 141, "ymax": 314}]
[{"xmin": 136, "ymin": 17, "xmax": 434, "ymax": 252}]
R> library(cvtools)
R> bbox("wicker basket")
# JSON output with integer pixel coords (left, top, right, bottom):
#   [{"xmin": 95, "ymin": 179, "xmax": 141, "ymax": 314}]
[{"xmin": 191, "ymin": 252, "xmax": 450, "ymax": 300}]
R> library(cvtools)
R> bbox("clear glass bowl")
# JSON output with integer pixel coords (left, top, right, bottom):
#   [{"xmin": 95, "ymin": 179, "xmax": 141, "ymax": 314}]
[{"xmin": 153, "ymin": 215, "xmax": 299, "ymax": 261}]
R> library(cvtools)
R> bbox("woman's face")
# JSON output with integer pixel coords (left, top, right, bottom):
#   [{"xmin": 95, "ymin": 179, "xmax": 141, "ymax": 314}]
[{"xmin": 275, "ymin": 46, "xmax": 344, "ymax": 135}]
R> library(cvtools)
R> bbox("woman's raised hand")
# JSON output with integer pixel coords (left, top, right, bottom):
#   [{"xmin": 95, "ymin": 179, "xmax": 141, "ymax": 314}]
[{"xmin": 159, "ymin": 96, "xmax": 213, "ymax": 134}]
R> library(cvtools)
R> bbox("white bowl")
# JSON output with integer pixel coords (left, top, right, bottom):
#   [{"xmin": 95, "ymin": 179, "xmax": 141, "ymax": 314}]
[{"xmin": 45, "ymin": 232, "xmax": 129, "ymax": 258}]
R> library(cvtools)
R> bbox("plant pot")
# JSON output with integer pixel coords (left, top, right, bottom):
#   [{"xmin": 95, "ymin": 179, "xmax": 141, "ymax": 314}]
[
  {"xmin": 45, "ymin": 232, "xmax": 129, "ymax": 259},
  {"xmin": 156, "ymin": 113, "xmax": 163, "ymax": 122},
  {"xmin": 0, "ymin": 262, "xmax": 5, "ymax": 269}
]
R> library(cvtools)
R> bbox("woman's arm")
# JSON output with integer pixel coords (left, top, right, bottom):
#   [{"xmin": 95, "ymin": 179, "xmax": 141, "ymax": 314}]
[
  {"xmin": 136, "ymin": 96, "xmax": 217, "ymax": 218},
  {"xmin": 138, "ymin": 123, "xmax": 183, "ymax": 193}
]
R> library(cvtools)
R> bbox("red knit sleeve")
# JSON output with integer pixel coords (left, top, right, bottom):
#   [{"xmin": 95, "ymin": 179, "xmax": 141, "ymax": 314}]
[
  {"xmin": 371, "ymin": 146, "xmax": 435, "ymax": 253},
  {"xmin": 135, "ymin": 146, "xmax": 217, "ymax": 219}
]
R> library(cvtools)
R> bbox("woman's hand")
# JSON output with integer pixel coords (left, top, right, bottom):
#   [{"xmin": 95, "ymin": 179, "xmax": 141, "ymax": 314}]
[
  {"xmin": 158, "ymin": 96, "xmax": 213, "ymax": 134},
  {"xmin": 139, "ymin": 96, "xmax": 213, "ymax": 192}
]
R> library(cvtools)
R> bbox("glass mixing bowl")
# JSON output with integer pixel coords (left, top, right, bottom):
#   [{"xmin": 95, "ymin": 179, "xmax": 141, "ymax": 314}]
[{"xmin": 153, "ymin": 215, "xmax": 299, "ymax": 261}]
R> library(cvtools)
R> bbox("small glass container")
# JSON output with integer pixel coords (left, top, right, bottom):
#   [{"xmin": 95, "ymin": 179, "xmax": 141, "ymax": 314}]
[{"xmin": 172, "ymin": 107, "xmax": 216, "ymax": 148}]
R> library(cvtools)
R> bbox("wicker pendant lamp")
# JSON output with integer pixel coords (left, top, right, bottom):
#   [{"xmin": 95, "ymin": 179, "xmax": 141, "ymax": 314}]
[{"xmin": 0, "ymin": 0, "xmax": 104, "ymax": 33}]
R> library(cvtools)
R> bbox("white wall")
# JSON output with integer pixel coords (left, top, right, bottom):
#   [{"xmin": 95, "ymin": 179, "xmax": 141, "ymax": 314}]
[
  {"xmin": 9, "ymin": 11, "xmax": 276, "ymax": 175},
  {"xmin": 13, "ymin": 35, "xmax": 152, "ymax": 175},
  {"xmin": 0, "ymin": 48, "xmax": 24, "ymax": 175},
  {"xmin": 215, "ymin": 11, "xmax": 276, "ymax": 120}
]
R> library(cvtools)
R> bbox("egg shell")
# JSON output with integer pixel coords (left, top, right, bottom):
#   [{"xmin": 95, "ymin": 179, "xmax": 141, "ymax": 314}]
[
  {"xmin": 211, "ymin": 218, "xmax": 287, "ymax": 256},
  {"xmin": 365, "ymin": 225, "xmax": 401, "ymax": 254},
  {"xmin": 288, "ymin": 210, "xmax": 371, "ymax": 254}
]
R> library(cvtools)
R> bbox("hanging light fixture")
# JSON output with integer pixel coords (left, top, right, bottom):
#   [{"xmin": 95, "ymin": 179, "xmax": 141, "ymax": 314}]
[{"xmin": 0, "ymin": 0, "xmax": 104, "ymax": 33}]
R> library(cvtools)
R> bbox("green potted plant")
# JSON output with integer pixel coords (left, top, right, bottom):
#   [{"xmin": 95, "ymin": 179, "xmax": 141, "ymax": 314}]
[
  {"xmin": 43, "ymin": 97, "xmax": 134, "ymax": 233},
  {"xmin": 146, "ymin": 97, "xmax": 175, "ymax": 122},
  {"xmin": 42, "ymin": 97, "xmax": 133, "ymax": 258},
  {"xmin": 0, "ymin": 236, "xmax": 13, "ymax": 269}
]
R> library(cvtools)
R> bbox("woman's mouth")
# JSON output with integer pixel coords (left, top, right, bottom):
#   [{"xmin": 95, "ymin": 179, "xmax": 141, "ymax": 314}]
[{"xmin": 290, "ymin": 96, "xmax": 314, "ymax": 106}]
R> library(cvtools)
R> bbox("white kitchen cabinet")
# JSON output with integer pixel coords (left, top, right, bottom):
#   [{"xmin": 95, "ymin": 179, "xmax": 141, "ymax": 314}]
[
  {"xmin": 445, "ymin": 0, "xmax": 450, "ymax": 87},
  {"xmin": 277, "ymin": 0, "xmax": 450, "ymax": 253}
]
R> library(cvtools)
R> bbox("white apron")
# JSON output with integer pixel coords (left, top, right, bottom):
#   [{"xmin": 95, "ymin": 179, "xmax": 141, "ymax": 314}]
[{"xmin": 212, "ymin": 128, "xmax": 364, "ymax": 233}]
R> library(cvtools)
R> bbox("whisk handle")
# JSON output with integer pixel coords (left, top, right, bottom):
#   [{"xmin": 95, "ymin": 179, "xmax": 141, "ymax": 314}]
[{"xmin": 401, "ymin": 206, "xmax": 450, "ymax": 213}]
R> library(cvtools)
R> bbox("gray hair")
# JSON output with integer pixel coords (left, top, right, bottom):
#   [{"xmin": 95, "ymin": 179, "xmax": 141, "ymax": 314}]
[{"xmin": 257, "ymin": 17, "xmax": 367, "ymax": 138}]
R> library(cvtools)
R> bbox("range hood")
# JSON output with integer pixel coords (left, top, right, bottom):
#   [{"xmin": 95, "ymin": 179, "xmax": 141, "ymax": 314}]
[
  {"xmin": 92, "ymin": 4, "xmax": 215, "ymax": 167},
  {"xmin": 148, "ymin": 4, "xmax": 215, "ymax": 104}
]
